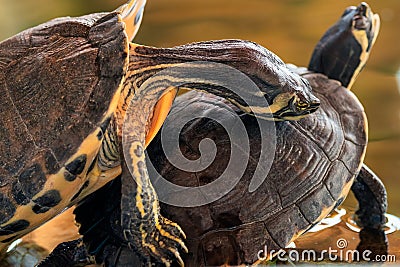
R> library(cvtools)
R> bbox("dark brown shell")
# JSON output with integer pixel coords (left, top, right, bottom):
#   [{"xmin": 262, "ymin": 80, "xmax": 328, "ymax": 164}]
[
  {"xmin": 0, "ymin": 12, "xmax": 126, "ymax": 224},
  {"xmin": 146, "ymin": 72, "xmax": 367, "ymax": 265},
  {"xmin": 73, "ymin": 71, "xmax": 367, "ymax": 266}
]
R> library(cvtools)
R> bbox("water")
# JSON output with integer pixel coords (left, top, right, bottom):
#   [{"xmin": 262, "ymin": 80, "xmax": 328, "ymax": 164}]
[
  {"xmin": 1, "ymin": 0, "xmax": 399, "ymax": 265},
  {"xmin": 294, "ymin": 206, "xmax": 400, "ymax": 265}
]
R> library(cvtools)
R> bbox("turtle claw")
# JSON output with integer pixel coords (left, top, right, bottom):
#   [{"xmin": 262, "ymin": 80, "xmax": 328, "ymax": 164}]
[
  {"xmin": 138, "ymin": 215, "xmax": 187, "ymax": 266},
  {"xmin": 159, "ymin": 216, "xmax": 188, "ymax": 251},
  {"xmin": 170, "ymin": 248, "xmax": 185, "ymax": 267}
]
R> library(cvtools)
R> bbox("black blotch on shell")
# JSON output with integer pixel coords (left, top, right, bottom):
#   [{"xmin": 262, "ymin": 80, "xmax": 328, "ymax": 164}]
[
  {"xmin": 11, "ymin": 181, "xmax": 29, "ymax": 205},
  {"xmin": 0, "ymin": 220, "xmax": 30, "ymax": 236},
  {"xmin": 134, "ymin": 11, "xmax": 142, "ymax": 25},
  {"xmin": 333, "ymin": 197, "xmax": 345, "ymax": 210},
  {"xmin": 64, "ymin": 171, "xmax": 77, "ymax": 182},
  {"xmin": 32, "ymin": 190, "xmax": 62, "ymax": 214},
  {"xmin": 66, "ymin": 155, "xmax": 87, "ymax": 175},
  {"xmin": 1, "ymin": 235, "xmax": 18, "ymax": 243},
  {"xmin": 97, "ymin": 130, "xmax": 103, "ymax": 140},
  {"xmin": 64, "ymin": 154, "xmax": 87, "ymax": 181},
  {"xmin": 18, "ymin": 163, "xmax": 47, "ymax": 200},
  {"xmin": 0, "ymin": 193, "xmax": 16, "ymax": 224}
]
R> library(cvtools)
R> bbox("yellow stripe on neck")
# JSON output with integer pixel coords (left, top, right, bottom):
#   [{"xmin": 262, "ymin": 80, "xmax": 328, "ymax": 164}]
[
  {"xmin": 348, "ymin": 14, "xmax": 380, "ymax": 90},
  {"xmin": 228, "ymin": 93, "xmax": 293, "ymax": 119},
  {"xmin": 348, "ymin": 29, "xmax": 369, "ymax": 90}
]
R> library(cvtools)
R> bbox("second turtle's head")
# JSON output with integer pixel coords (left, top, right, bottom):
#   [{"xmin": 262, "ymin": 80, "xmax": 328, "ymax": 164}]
[
  {"xmin": 228, "ymin": 67, "xmax": 320, "ymax": 121},
  {"xmin": 209, "ymin": 40, "xmax": 320, "ymax": 121},
  {"xmin": 308, "ymin": 2, "xmax": 380, "ymax": 89},
  {"xmin": 260, "ymin": 67, "xmax": 321, "ymax": 121}
]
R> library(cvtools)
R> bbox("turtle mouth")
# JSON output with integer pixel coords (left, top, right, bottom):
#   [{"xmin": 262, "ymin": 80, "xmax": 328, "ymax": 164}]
[
  {"xmin": 353, "ymin": 2, "xmax": 375, "ymax": 31},
  {"xmin": 353, "ymin": 15, "xmax": 369, "ymax": 30},
  {"xmin": 351, "ymin": 2, "xmax": 380, "ymax": 52},
  {"xmin": 302, "ymin": 102, "xmax": 320, "ymax": 115},
  {"xmin": 356, "ymin": 2, "xmax": 368, "ymax": 17}
]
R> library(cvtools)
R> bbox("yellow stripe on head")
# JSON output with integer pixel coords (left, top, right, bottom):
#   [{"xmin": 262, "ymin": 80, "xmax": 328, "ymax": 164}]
[{"xmin": 348, "ymin": 7, "xmax": 380, "ymax": 90}]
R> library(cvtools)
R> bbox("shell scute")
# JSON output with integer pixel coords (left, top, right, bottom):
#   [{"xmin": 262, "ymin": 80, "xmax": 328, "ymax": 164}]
[
  {"xmin": 273, "ymin": 123, "xmax": 331, "ymax": 207},
  {"xmin": 341, "ymin": 112, "xmax": 367, "ymax": 146},
  {"xmin": 235, "ymin": 223, "xmax": 278, "ymax": 263},
  {"xmin": 324, "ymin": 160, "xmax": 353, "ymax": 200},
  {"xmin": 339, "ymin": 140, "xmax": 366, "ymax": 173},
  {"xmin": 265, "ymin": 205, "xmax": 309, "ymax": 247},
  {"xmin": 297, "ymin": 185, "xmax": 335, "ymax": 223},
  {"xmin": 292, "ymin": 95, "xmax": 344, "ymax": 161}
]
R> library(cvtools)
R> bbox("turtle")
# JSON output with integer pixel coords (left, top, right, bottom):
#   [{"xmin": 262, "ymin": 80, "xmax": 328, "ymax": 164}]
[
  {"xmin": 0, "ymin": 0, "xmax": 322, "ymax": 266},
  {"xmin": 40, "ymin": 2, "xmax": 388, "ymax": 266},
  {"xmin": 146, "ymin": 3, "xmax": 385, "ymax": 265}
]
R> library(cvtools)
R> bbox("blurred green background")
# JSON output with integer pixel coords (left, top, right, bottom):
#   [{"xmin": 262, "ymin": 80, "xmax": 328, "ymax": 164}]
[{"xmin": 0, "ymin": 0, "xmax": 399, "ymax": 216}]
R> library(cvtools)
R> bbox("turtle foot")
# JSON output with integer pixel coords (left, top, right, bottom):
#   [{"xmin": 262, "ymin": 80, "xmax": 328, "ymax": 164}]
[
  {"xmin": 36, "ymin": 238, "xmax": 93, "ymax": 267},
  {"xmin": 126, "ymin": 216, "xmax": 188, "ymax": 267}
]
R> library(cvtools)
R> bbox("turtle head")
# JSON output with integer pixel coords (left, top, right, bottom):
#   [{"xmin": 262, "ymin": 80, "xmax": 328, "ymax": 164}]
[
  {"xmin": 262, "ymin": 68, "xmax": 321, "ymax": 121},
  {"xmin": 308, "ymin": 2, "xmax": 380, "ymax": 89},
  {"xmin": 216, "ymin": 41, "xmax": 320, "ymax": 121},
  {"xmin": 231, "ymin": 70, "xmax": 320, "ymax": 121}
]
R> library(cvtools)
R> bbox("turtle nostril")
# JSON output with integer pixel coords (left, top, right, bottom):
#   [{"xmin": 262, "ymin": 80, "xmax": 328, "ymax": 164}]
[
  {"xmin": 306, "ymin": 96, "xmax": 320, "ymax": 112},
  {"xmin": 358, "ymin": 2, "xmax": 368, "ymax": 16},
  {"xmin": 306, "ymin": 101, "xmax": 320, "ymax": 113},
  {"xmin": 310, "ymin": 100, "xmax": 320, "ymax": 109}
]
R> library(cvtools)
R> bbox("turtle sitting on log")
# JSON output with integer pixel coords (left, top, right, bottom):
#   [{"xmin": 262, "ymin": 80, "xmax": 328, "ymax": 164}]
[
  {"xmin": 0, "ymin": 0, "xmax": 323, "ymax": 266},
  {"xmin": 38, "ymin": 2, "xmax": 388, "ymax": 266}
]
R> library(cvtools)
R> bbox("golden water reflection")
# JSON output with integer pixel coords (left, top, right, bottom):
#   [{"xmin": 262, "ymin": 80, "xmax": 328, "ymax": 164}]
[
  {"xmin": 295, "ymin": 207, "xmax": 400, "ymax": 265},
  {"xmin": 1, "ymin": 0, "xmax": 399, "ymax": 265}
]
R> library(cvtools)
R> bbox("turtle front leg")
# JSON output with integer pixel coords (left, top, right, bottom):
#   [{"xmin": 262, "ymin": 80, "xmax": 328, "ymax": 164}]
[
  {"xmin": 121, "ymin": 141, "xmax": 187, "ymax": 266},
  {"xmin": 37, "ymin": 238, "xmax": 93, "ymax": 267},
  {"xmin": 351, "ymin": 164, "xmax": 388, "ymax": 230}
]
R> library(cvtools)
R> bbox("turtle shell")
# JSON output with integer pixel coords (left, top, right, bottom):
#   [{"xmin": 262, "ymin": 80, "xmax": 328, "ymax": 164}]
[
  {"xmin": 0, "ymin": 11, "xmax": 128, "ymax": 247},
  {"xmin": 145, "ymin": 71, "xmax": 367, "ymax": 265},
  {"xmin": 72, "ymin": 69, "xmax": 367, "ymax": 266}
]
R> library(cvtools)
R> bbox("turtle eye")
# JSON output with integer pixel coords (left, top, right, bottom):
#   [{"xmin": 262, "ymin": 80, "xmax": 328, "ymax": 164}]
[{"xmin": 297, "ymin": 100, "xmax": 309, "ymax": 110}]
